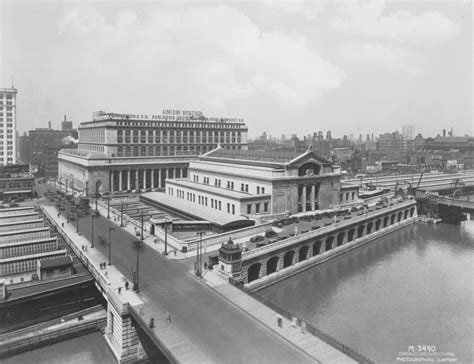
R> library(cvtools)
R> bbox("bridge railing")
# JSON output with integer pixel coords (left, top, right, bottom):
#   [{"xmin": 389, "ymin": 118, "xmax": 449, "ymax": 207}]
[{"xmin": 252, "ymin": 293, "xmax": 374, "ymax": 364}]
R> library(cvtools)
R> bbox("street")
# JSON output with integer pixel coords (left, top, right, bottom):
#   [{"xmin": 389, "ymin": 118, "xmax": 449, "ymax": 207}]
[{"xmin": 35, "ymin": 183, "xmax": 314, "ymax": 363}]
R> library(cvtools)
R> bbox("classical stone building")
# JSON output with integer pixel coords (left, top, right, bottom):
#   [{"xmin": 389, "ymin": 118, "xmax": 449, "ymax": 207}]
[
  {"xmin": 143, "ymin": 146, "xmax": 342, "ymax": 228},
  {"xmin": 58, "ymin": 110, "xmax": 248, "ymax": 196}
]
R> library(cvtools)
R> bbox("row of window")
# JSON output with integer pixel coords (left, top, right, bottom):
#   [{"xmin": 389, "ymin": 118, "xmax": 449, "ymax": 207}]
[
  {"xmin": 115, "ymin": 144, "xmax": 241, "ymax": 157},
  {"xmin": 116, "ymin": 129, "xmax": 242, "ymax": 145},
  {"xmin": 168, "ymin": 187, "xmax": 237, "ymax": 215},
  {"xmin": 0, "ymin": 181, "xmax": 32, "ymax": 189},
  {"xmin": 193, "ymin": 174, "xmax": 266, "ymax": 195},
  {"xmin": 0, "ymin": 258, "xmax": 38, "ymax": 275},
  {"xmin": 340, "ymin": 192, "xmax": 357, "ymax": 202},
  {"xmin": 247, "ymin": 202, "xmax": 269, "ymax": 214},
  {"xmin": 0, "ymin": 241, "xmax": 57, "ymax": 259}
]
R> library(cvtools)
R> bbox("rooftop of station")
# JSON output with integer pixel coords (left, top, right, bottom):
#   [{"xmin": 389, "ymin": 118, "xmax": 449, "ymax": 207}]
[{"xmin": 201, "ymin": 147, "xmax": 333, "ymax": 167}]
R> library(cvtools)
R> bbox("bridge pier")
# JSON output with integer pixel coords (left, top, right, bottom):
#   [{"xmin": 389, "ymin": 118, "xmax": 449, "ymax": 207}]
[{"xmin": 104, "ymin": 290, "xmax": 145, "ymax": 363}]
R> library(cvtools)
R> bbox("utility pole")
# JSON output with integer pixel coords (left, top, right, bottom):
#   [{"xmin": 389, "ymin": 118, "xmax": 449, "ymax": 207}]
[
  {"xmin": 120, "ymin": 197, "xmax": 124, "ymax": 227},
  {"xmin": 196, "ymin": 231, "xmax": 203, "ymax": 277},
  {"xmin": 108, "ymin": 227, "xmax": 114, "ymax": 265},
  {"xmin": 140, "ymin": 208, "xmax": 144, "ymax": 241},
  {"xmin": 91, "ymin": 215, "xmax": 95, "ymax": 248},
  {"xmin": 95, "ymin": 188, "xmax": 99, "ymax": 212},
  {"xmin": 163, "ymin": 219, "xmax": 171, "ymax": 255},
  {"xmin": 66, "ymin": 199, "xmax": 70, "ymax": 223},
  {"xmin": 76, "ymin": 206, "xmax": 80, "ymax": 234},
  {"xmin": 133, "ymin": 240, "xmax": 143, "ymax": 292}
]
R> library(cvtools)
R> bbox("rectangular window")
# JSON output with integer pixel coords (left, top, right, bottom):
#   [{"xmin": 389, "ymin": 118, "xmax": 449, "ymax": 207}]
[
  {"xmin": 232, "ymin": 204, "xmax": 235, "ymax": 215},
  {"xmin": 261, "ymin": 187, "xmax": 265, "ymax": 194},
  {"xmin": 227, "ymin": 203, "xmax": 230, "ymax": 213},
  {"xmin": 257, "ymin": 186, "xmax": 260, "ymax": 194},
  {"xmin": 264, "ymin": 202, "xmax": 268, "ymax": 213},
  {"xmin": 255, "ymin": 203, "xmax": 260, "ymax": 214},
  {"xmin": 247, "ymin": 204, "xmax": 252, "ymax": 214}
]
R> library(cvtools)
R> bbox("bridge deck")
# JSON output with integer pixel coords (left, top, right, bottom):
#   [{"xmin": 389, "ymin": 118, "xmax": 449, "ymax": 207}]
[
  {"xmin": 203, "ymin": 271, "xmax": 358, "ymax": 364},
  {"xmin": 41, "ymin": 201, "xmax": 358, "ymax": 364}
]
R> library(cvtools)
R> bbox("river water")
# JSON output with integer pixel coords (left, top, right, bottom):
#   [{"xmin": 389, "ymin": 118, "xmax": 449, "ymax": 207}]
[
  {"xmin": 2, "ymin": 332, "xmax": 117, "ymax": 364},
  {"xmin": 256, "ymin": 218, "xmax": 474, "ymax": 363}
]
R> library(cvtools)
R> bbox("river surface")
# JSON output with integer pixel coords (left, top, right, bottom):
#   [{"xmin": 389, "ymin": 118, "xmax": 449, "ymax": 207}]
[
  {"xmin": 2, "ymin": 332, "xmax": 117, "ymax": 364},
  {"xmin": 256, "ymin": 218, "xmax": 474, "ymax": 363}
]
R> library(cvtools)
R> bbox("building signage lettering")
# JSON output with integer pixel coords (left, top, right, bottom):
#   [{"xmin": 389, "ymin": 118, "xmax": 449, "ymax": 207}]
[{"xmin": 92, "ymin": 110, "xmax": 244, "ymax": 123}]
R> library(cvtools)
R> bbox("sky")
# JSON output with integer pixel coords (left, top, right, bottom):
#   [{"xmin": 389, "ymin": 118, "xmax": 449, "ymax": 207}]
[{"xmin": 0, "ymin": 0, "xmax": 472, "ymax": 139}]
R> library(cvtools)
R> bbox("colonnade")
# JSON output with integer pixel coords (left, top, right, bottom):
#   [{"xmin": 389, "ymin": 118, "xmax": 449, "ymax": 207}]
[
  {"xmin": 109, "ymin": 167, "xmax": 187, "ymax": 192},
  {"xmin": 299, "ymin": 184, "xmax": 319, "ymax": 212}
]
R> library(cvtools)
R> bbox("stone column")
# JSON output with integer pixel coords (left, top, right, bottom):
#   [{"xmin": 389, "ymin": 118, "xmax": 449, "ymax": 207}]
[
  {"xmin": 118, "ymin": 170, "xmax": 123, "ymax": 191},
  {"xmin": 135, "ymin": 171, "xmax": 139, "ymax": 190},
  {"xmin": 158, "ymin": 169, "xmax": 162, "ymax": 188},
  {"xmin": 110, "ymin": 171, "xmax": 114, "ymax": 192},
  {"xmin": 302, "ymin": 185, "xmax": 307, "ymax": 212},
  {"xmin": 127, "ymin": 170, "xmax": 131, "ymax": 190},
  {"xmin": 151, "ymin": 169, "xmax": 155, "ymax": 188},
  {"xmin": 143, "ymin": 170, "xmax": 147, "ymax": 189},
  {"xmin": 310, "ymin": 184, "xmax": 315, "ymax": 211},
  {"xmin": 259, "ymin": 261, "xmax": 267, "ymax": 278}
]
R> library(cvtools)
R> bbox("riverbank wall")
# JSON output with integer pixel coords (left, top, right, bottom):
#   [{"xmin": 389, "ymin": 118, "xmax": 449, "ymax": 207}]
[
  {"xmin": 244, "ymin": 203, "xmax": 417, "ymax": 292},
  {"xmin": 0, "ymin": 305, "xmax": 107, "ymax": 359}
]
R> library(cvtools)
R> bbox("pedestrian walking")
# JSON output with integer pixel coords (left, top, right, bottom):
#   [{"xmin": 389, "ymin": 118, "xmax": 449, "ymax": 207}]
[
  {"xmin": 165, "ymin": 312, "xmax": 172, "ymax": 324},
  {"xmin": 277, "ymin": 314, "xmax": 283, "ymax": 328},
  {"xmin": 125, "ymin": 281, "xmax": 129, "ymax": 290},
  {"xmin": 173, "ymin": 250, "xmax": 177, "ymax": 257},
  {"xmin": 118, "ymin": 287, "xmax": 122, "ymax": 294},
  {"xmin": 61, "ymin": 222, "xmax": 64, "ymax": 228},
  {"xmin": 301, "ymin": 321, "xmax": 306, "ymax": 334}
]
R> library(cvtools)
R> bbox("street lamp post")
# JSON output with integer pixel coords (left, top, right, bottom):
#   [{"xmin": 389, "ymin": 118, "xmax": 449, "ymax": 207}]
[
  {"xmin": 95, "ymin": 189, "xmax": 99, "ymax": 212},
  {"xmin": 120, "ymin": 197, "xmax": 124, "ymax": 227},
  {"xmin": 133, "ymin": 240, "xmax": 143, "ymax": 292},
  {"xmin": 196, "ymin": 231, "xmax": 204, "ymax": 277},
  {"xmin": 65, "ymin": 178, "xmax": 68, "ymax": 194},
  {"xmin": 76, "ymin": 206, "xmax": 80, "ymax": 234},
  {"xmin": 108, "ymin": 227, "xmax": 114, "ymax": 265},
  {"xmin": 107, "ymin": 195, "xmax": 110, "ymax": 219},
  {"xmin": 66, "ymin": 199, "xmax": 70, "ymax": 223},
  {"xmin": 162, "ymin": 219, "xmax": 171, "ymax": 255},
  {"xmin": 140, "ymin": 208, "xmax": 144, "ymax": 241},
  {"xmin": 91, "ymin": 215, "xmax": 95, "ymax": 248}
]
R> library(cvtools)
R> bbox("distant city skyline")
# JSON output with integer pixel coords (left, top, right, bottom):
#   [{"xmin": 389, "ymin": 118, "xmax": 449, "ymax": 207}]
[{"xmin": 1, "ymin": 1, "xmax": 472, "ymax": 138}]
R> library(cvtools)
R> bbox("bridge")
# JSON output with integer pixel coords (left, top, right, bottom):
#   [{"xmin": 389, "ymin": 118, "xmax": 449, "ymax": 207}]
[{"xmin": 39, "ymin": 198, "xmax": 364, "ymax": 363}]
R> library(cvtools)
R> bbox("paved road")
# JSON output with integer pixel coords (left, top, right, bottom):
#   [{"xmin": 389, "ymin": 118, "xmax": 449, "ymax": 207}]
[{"xmin": 36, "ymin": 185, "xmax": 315, "ymax": 363}]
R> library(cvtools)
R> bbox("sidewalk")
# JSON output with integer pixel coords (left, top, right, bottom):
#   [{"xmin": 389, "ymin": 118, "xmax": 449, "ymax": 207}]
[{"xmin": 200, "ymin": 270, "xmax": 357, "ymax": 364}]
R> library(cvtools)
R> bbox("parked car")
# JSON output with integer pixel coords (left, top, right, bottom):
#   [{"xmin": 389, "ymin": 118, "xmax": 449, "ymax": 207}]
[{"xmin": 264, "ymin": 229, "xmax": 277, "ymax": 238}]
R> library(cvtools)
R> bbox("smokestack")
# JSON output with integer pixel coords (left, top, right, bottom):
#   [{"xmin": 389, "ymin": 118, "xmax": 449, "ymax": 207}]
[
  {"xmin": 443, "ymin": 129, "xmax": 446, "ymax": 137},
  {"xmin": 48, "ymin": 121, "xmax": 51, "ymax": 129},
  {"xmin": 64, "ymin": 115, "xmax": 67, "ymax": 122}
]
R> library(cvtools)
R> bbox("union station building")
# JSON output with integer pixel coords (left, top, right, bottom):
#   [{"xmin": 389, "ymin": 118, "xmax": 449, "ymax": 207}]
[
  {"xmin": 142, "ymin": 146, "xmax": 344, "ymax": 229},
  {"xmin": 57, "ymin": 110, "xmax": 248, "ymax": 196}
]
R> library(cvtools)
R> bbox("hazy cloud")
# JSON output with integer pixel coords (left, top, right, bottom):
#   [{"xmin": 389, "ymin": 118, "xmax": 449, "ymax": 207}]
[
  {"xmin": 262, "ymin": 0, "xmax": 324, "ymax": 20},
  {"xmin": 58, "ymin": 5, "xmax": 344, "ymax": 110},
  {"xmin": 331, "ymin": 0, "xmax": 460, "ymax": 44}
]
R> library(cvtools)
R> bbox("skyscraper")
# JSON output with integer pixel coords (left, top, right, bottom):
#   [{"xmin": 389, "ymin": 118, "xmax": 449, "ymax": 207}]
[{"xmin": 0, "ymin": 87, "xmax": 17, "ymax": 165}]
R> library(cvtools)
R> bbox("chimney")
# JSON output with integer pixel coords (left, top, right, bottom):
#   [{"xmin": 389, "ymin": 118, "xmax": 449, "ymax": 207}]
[
  {"xmin": 443, "ymin": 129, "xmax": 446, "ymax": 137},
  {"xmin": 64, "ymin": 115, "xmax": 67, "ymax": 122},
  {"xmin": 48, "ymin": 121, "xmax": 51, "ymax": 129}
]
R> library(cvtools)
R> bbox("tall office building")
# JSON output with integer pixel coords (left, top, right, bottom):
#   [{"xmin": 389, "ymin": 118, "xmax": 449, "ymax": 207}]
[
  {"xmin": 402, "ymin": 125, "xmax": 415, "ymax": 140},
  {"xmin": 0, "ymin": 88, "xmax": 17, "ymax": 166}
]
